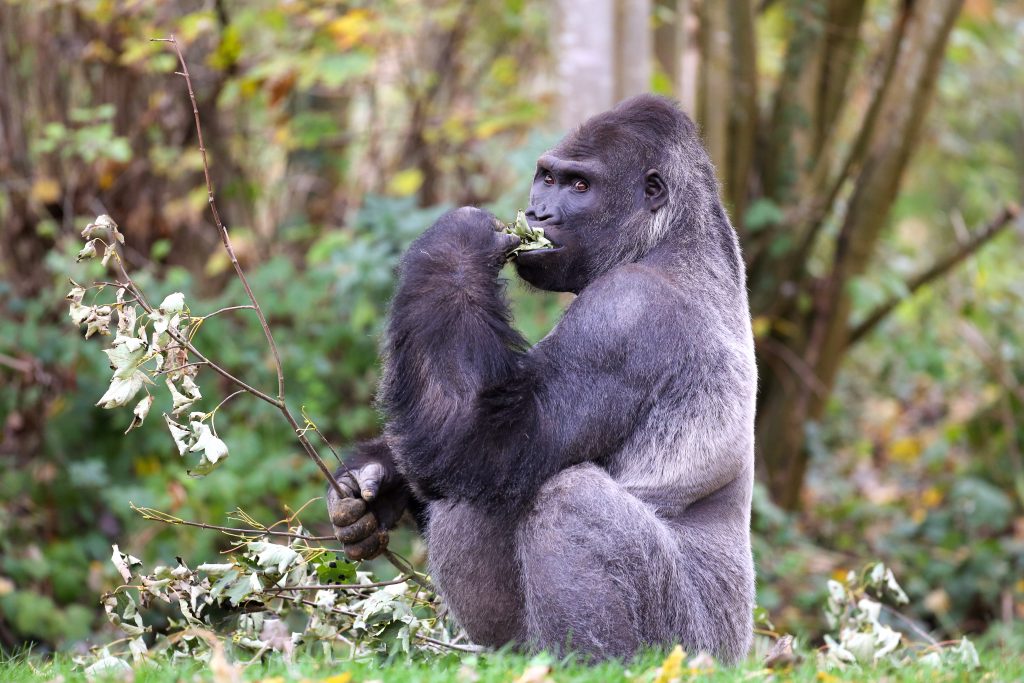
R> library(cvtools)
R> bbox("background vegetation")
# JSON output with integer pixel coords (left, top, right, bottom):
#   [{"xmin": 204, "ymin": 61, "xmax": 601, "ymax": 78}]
[{"xmin": 1, "ymin": 0, "xmax": 1022, "ymax": 675}]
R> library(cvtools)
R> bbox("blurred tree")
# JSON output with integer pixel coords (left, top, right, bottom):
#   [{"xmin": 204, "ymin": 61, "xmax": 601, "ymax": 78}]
[{"xmin": 668, "ymin": 0, "xmax": 1020, "ymax": 508}]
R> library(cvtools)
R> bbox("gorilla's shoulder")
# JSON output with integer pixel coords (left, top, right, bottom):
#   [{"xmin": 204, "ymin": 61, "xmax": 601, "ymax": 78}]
[{"xmin": 560, "ymin": 264, "xmax": 693, "ymax": 344}]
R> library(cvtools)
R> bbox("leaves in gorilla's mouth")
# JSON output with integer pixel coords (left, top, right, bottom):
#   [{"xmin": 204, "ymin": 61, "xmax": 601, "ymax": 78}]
[{"xmin": 503, "ymin": 209, "xmax": 555, "ymax": 258}]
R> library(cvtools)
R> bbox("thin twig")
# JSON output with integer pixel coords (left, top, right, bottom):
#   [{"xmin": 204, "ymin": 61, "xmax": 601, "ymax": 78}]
[
  {"xmin": 298, "ymin": 408, "xmax": 345, "ymax": 466},
  {"xmin": 153, "ymin": 36, "xmax": 285, "ymax": 403},
  {"xmin": 130, "ymin": 502, "xmax": 331, "ymax": 541},
  {"xmin": 880, "ymin": 604, "xmax": 939, "ymax": 646},
  {"xmin": 210, "ymin": 390, "xmax": 246, "ymax": 416},
  {"xmin": 200, "ymin": 305, "xmax": 256, "ymax": 319},
  {"xmin": 263, "ymin": 577, "xmax": 410, "ymax": 592},
  {"xmin": 152, "ymin": 35, "xmax": 415, "ymax": 579},
  {"xmin": 153, "ymin": 360, "xmax": 210, "ymax": 377},
  {"xmin": 417, "ymin": 635, "xmax": 483, "ymax": 653}
]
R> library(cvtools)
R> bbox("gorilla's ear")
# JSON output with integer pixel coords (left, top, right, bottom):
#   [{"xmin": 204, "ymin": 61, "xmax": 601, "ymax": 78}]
[{"xmin": 643, "ymin": 170, "xmax": 669, "ymax": 213}]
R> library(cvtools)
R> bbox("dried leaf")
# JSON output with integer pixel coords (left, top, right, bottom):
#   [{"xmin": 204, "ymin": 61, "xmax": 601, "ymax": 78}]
[
  {"xmin": 125, "ymin": 393, "xmax": 154, "ymax": 433},
  {"xmin": 84, "ymin": 305, "xmax": 113, "ymax": 338},
  {"xmin": 96, "ymin": 370, "xmax": 148, "ymax": 408},
  {"xmin": 165, "ymin": 414, "xmax": 191, "ymax": 455},
  {"xmin": 247, "ymin": 541, "xmax": 301, "ymax": 576},
  {"xmin": 187, "ymin": 422, "xmax": 229, "ymax": 476},
  {"xmin": 111, "ymin": 544, "xmax": 142, "ymax": 583},
  {"xmin": 76, "ymin": 240, "xmax": 98, "ymax": 262},
  {"xmin": 764, "ymin": 634, "xmax": 798, "ymax": 669}
]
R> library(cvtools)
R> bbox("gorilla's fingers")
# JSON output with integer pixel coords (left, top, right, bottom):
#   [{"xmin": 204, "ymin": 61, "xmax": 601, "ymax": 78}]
[
  {"xmin": 334, "ymin": 511, "xmax": 378, "ymax": 543},
  {"xmin": 355, "ymin": 462, "xmax": 384, "ymax": 501},
  {"xmin": 328, "ymin": 497, "xmax": 366, "ymax": 527},
  {"xmin": 335, "ymin": 474, "xmax": 359, "ymax": 497},
  {"xmin": 344, "ymin": 530, "xmax": 389, "ymax": 562},
  {"xmin": 497, "ymin": 232, "xmax": 521, "ymax": 254}
]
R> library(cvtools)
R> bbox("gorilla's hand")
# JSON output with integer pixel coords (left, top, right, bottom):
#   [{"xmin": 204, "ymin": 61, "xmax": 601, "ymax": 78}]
[
  {"xmin": 418, "ymin": 206, "xmax": 520, "ymax": 267},
  {"xmin": 326, "ymin": 438, "xmax": 411, "ymax": 561}
]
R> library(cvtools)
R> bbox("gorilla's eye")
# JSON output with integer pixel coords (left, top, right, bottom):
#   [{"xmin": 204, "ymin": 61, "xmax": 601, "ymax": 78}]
[
  {"xmin": 573, "ymin": 179, "xmax": 589, "ymax": 193},
  {"xmin": 542, "ymin": 173, "xmax": 555, "ymax": 186}
]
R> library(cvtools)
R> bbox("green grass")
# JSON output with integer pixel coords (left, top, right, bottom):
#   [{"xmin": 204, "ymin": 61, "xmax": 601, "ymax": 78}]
[{"xmin": 1, "ymin": 646, "xmax": 1021, "ymax": 683}]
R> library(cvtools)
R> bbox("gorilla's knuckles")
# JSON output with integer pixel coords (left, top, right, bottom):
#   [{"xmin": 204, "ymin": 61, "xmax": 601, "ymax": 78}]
[
  {"xmin": 334, "ymin": 510, "xmax": 378, "ymax": 543},
  {"xmin": 328, "ymin": 496, "xmax": 366, "ymax": 527}
]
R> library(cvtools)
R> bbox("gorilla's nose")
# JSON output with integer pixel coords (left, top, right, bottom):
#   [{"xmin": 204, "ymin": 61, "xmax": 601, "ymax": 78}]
[{"xmin": 526, "ymin": 206, "xmax": 554, "ymax": 223}]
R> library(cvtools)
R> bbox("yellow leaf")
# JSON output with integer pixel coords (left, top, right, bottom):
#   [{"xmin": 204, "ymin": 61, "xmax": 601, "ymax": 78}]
[
  {"xmin": 30, "ymin": 177, "xmax": 61, "ymax": 204},
  {"xmin": 205, "ymin": 250, "xmax": 231, "ymax": 277},
  {"xmin": 816, "ymin": 672, "xmax": 840, "ymax": 683},
  {"xmin": 489, "ymin": 55, "xmax": 519, "ymax": 87},
  {"xmin": 327, "ymin": 9, "xmax": 373, "ymax": 50},
  {"xmin": 318, "ymin": 675, "xmax": 352, "ymax": 683},
  {"xmin": 921, "ymin": 486, "xmax": 943, "ymax": 509},
  {"xmin": 389, "ymin": 168, "xmax": 424, "ymax": 197},
  {"xmin": 274, "ymin": 125, "xmax": 293, "ymax": 147},
  {"xmin": 751, "ymin": 316, "xmax": 771, "ymax": 339},
  {"xmin": 654, "ymin": 645, "xmax": 685, "ymax": 683},
  {"xmin": 889, "ymin": 437, "xmax": 922, "ymax": 463}
]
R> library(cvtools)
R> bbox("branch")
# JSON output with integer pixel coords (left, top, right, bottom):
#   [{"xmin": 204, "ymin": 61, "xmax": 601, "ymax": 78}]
[
  {"xmin": 263, "ymin": 578, "xmax": 410, "ymax": 592},
  {"xmin": 151, "ymin": 37, "xmax": 422, "ymax": 583},
  {"xmin": 153, "ymin": 36, "xmax": 285, "ymax": 403},
  {"xmin": 849, "ymin": 203, "xmax": 1020, "ymax": 344},
  {"xmin": 111, "ymin": 261, "xmax": 280, "ymax": 407},
  {"xmin": 152, "ymin": 36, "xmax": 347, "ymax": 502}
]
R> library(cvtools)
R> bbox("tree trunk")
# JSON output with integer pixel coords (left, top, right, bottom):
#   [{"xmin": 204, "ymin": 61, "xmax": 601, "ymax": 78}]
[
  {"xmin": 615, "ymin": 0, "xmax": 653, "ymax": 101},
  {"xmin": 756, "ymin": 0, "xmax": 966, "ymax": 509},
  {"xmin": 555, "ymin": 0, "xmax": 616, "ymax": 128},
  {"xmin": 695, "ymin": 0, "xmax": 757, "ymax": 224}
]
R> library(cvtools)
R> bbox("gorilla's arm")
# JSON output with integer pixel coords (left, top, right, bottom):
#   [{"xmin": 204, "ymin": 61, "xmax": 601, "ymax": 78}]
[{"xmin": 379, "ymin": 209, "xmax": 658, "ymax": 509}]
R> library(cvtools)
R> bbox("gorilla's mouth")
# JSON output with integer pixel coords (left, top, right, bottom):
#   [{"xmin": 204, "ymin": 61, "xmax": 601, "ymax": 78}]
[
  {"xmin": 522, "ymin": 223, "xmax": 564, "ymax": 253},
  {"xmin": 514, "ymin": 241, "xmax": 562, "ymax": 259}
]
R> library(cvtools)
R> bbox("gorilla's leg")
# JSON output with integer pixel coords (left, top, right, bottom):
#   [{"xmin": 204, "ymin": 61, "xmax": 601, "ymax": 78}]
[
  {"xmin": 518, "ymin": 463, "xmax": 751, "ymax": 662},
  {"xmin": 516, "ymin": 463, "xmax": 683, "ymax": 659},
  {"xmin": 427, "ymin": 500, "xmax": 526, "ymax": 646}
]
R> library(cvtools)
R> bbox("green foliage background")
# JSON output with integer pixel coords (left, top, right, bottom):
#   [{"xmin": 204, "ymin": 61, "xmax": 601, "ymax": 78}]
[{"xmin": 0, "ymin": 0, "xmax": 1022, "ymax": 661}]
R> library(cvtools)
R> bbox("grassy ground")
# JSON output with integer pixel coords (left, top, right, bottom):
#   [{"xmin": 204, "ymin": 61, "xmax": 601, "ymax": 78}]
[{"xmin": 1, "ymin": 646, "xmax": 1020, "ymax": 683}]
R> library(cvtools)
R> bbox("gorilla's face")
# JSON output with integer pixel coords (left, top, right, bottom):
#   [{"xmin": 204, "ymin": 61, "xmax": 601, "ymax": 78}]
[
  {"xmin": 516, "ymin": 153, "xmax": 607, "ymax": 293},
  {"xmin": 516, "ymin": 144, "xmax": 668, "ymax": 294}
]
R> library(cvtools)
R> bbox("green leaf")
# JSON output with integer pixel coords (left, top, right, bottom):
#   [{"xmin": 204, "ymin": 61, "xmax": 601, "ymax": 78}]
[
  {"xmin": 314, "ymin": 554, "xmax": 357, "ymax": 583},
  {"xmin": 744, "ymin": 198, "xmax": 785, "ymax": 233},
  {"xmin": 503, "ymin": 209, "xmax": 553, "ymax": 257}
]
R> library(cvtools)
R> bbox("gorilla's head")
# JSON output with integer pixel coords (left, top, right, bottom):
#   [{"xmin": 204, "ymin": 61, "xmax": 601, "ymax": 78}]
[{"xmin": 516, "ymin": 94, "xmax": 719, "ymax": 293}]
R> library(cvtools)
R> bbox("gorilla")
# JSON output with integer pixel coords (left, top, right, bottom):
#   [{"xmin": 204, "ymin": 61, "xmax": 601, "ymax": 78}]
[{"xmin": 327, "ymin": 94, "xmax": 757, "ymax": 663}]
